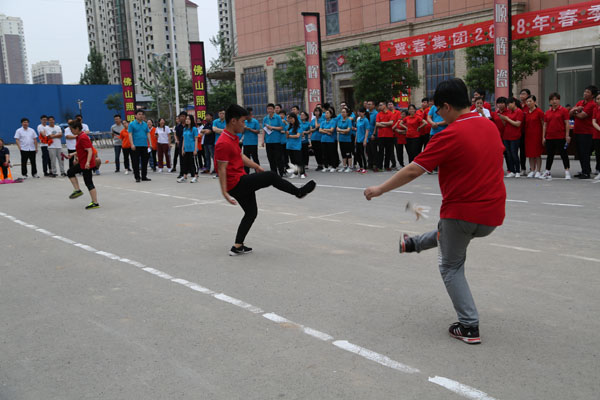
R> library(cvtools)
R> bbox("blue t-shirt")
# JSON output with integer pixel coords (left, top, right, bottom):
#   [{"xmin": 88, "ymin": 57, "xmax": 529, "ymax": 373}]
[
  {"xmin": 300, "ymin": 121, "xmax": 311, "ymax": 144},
  {"xmin": 263, "ymin": 114, "xmax": 283, "ymax": 143},
  {"xmin": 128, "ymin": 120, "xmax": 150, "ymax": 147},
  {"xmin": 286, "ymin": 125, "xmax": 302, "ymax": 151},
  {"xmin": 369, "ymin": 110, "xmax": 378, "ymax": 138},
  {"xmin": 243, "ymin": 118, "xmax": 259, "ymax": 146},
  {"xmin": 309, "ymin": 118, "xmax": 321, "ymax": 141},
  {"xmin": 428, "ymin": 105, "xmax": 447, "ymax": 135},
  {"xmin": 356, "ymin": 117, "xmax": 370, "ymax": 143},
  {"xmin": 182, "ymin": 126, "xmax": 198, "ymax": 152},
  {"xmin": 280, "ymin": 120, "xmax": 288, "ymax": 145},
  {"xmin": 337, "ymin": 117, "xmax": 352, "ymax": 143},
  {"xmin": 320, "ymin": 119, "xmax": 337, "ymax": 143},
  {"xmin": 213, "ymin": 118, "xmax": 226, "ymax": 143}
]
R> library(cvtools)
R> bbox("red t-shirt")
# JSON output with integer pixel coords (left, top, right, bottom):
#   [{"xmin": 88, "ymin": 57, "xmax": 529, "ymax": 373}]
[
  {"xmin": 403, "ymin": 115, "xmax": 424, "ymax": 138},
  {"xmin": 416, "ymin": 108, "xmax": 431, "ymax": 135},
  {"xmin": 593, "ymin": 105, "xmax": 600, "ymax": 139},
  {"xmin": 413, "ymin": 113, "xmax": 506, "ymax": 227},
  {"xmin": 524, "ymin": 107, "xmax": 544, "ymax": 157},
  {"xmin": 573, "ymin": 99, "xmax": 596, "ymax": 134},
  {"xmin": 76, "ymin": 133, "xmax": 96, "ymax": 169},
  {"xmin": 544, "ymin": 106, "xmax": 569, "ymax": 140},
  {"xmin": 490, "ymin": 110, "xmax": 505, "ymax": 137},
  {"xmin": 503, "ymin": 108, "xmax": 524, "ymax": 141},
  {"xmin": 376, "ymin": 110, "xmax": 393, "ymax": 138},
  {"xmin": 214, "ymin": 129, "xmax": 246, "ymax": 191}
]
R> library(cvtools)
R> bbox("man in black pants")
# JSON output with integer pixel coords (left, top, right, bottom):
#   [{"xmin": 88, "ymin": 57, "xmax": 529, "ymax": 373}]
[
  {"xmin": 216, "ymin": 104, "xmax": 316, "ymax": 256},
  {"xmin": 128, "ymin": 109, "xmax": 153, "ymax": 182},
  {"xmin": 173, "ymin": 112, "xmax": 187, "ymax": 177},
  {"xmin": 570, "ymin": 85, "xmax": 598, "ymax": 179}
]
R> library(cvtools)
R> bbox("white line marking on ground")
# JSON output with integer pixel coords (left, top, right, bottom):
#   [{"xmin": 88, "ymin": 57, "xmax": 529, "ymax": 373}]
[
  {"xmin": 35, "ymin": 228, "xmax": 54, "ymax": 235},
  {"xmin": 558, "ymin": 254, "xmax": 600, "ymax": 263},
  {"xmin": 506, "ymin": 199, "xmax": 528, "ymax": 203},
  {"xmin": 542, "ymin": 202, "xmax": 583, "ymax": 207},
  {"xmin": 173, "ymin": 200, "xmax": 223, "ymax": 208},
  {"xmin": 332, "ymin": 340, "xmax": 420, "ymax": 374},
  {"xmin": 489, "ymin": 243, "xmax": 541, "ymax": 253},
  {"xmin": 391, "ymin": 190, "xmax": 414, "ymax": 194},
  {"xmin": 354, "ymin": 222, "xmax": 385, "ymax": 229},
  {"xmin": 262, "ymin": 313, "xmax": 334, "ymax": 341},
  {"xmin": 312, "ymin": 211, "xmax": 349, "ymax": 219},
  {"xmin": 428, "ymin": 376, "xmax": 497, "ymax": 400},
  {"xmin": 421, "ymin": 192, "xmax": 442, "ymax": 196},
  {"xmin": 142, "ymin": 267, "xmax": 174, "ymax": 280},
  {"xmin": 213, "ymin": 293, "xmax": 264, "ymax": 314},
  {"xmin": 317, "ymin": 184, "xmax": 365, "ymax": 190}
]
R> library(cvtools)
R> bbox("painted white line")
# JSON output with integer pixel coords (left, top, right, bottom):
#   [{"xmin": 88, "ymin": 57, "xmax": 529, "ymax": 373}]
[
  {"xmin": 354, "ymin": 222, "xmax": 385, "ymax": 229},
  {"xmin": 35, "ymin": 228, "xmax": 54, "ymax": 235},
  {"xmin": 317, "ymin": 184, "xmax": 365, "ymax": 190},
  {"xmin": 303, "ymin": 327, "xmax": 334, "ymax": 341},
  {"xmin": 428, "ymin": 376, "xmax": 497, "ymax": 400},
  {"xmin": 311, "ymin": 211, "xmax": 349, "ymax": 219},
  {"xmin": 142, "ymin": 267, "xmax": 174, "ymax": 280},
  {"xmin": 559, "ymin": 254, "xmax": 600, "ymax": 263},
  {"xmin": 489, "ymin": 243, "xmax": 541, "ymax": 253},
  {"xmin": 506, "ymin": 199, "xmax": 528, "ymax": 203},
  {"xmin": 74, "ymin": 243, "xmax": 98, "ymax": 252},
  {"xmin": 263, "ymin": 313, "xmax": 334, "ymax": 342},
  {"xmin": 391, "ymin": 190, "xmax": 414, "ymax": 194},
  {"xmin": 263, "ymin": 312, "xmax": 291, "ymax": 324},
  {"xmin": 213, "ymin": 293, "xmax": 264, "ymax": 314},
  {"xmin": 542, "ymin": 202, "xmax": 583, "ymax": 207},
  {"xmin": 421, "ymin": 192, "xmax": 442, "ymax": 196},
  {"xmin": 52, "ymin": 235, "xmax": 76, "ymax": 244},
  {"xmin": 96, "ymin": 251, "xmax": 122, "ymax": 261},
  {"xmin": 332, "ymin": 340, "xmax": 420, "ymax": 374}
]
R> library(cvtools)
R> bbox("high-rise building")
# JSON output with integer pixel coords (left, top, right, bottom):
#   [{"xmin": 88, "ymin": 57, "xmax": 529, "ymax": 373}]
[
  {"xmin": 32, "ymin": 60, "xmax": 64, "ymax": 85},
  {"xmin": 0, "ymin": 14, "xmax": 29, "ymax": 84},
  {"xmin": 85, "ymin": 0, "xmax": 200, "ymax": 94},
  {"xmin": 218, "ymin": 0, "xmax": 237, "ymax": 59}
]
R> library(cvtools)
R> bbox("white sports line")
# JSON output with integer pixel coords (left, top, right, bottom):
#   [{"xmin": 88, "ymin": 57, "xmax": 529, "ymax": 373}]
[{"xmin": 1, "ymin": 210, "xmax": 497, "ymax": 400}]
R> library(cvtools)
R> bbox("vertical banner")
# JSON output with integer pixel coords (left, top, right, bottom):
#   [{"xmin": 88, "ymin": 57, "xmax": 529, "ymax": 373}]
[
  {"xmin": 302, "ymin": 12, "xmax": 324, "ymax": 114},
  {"xmin": 119, "ymin": 59, "xmax": 136, "ymax": 122},
  {"xmin": 494, "ymin": 0, "xmax": 510, "ymax": 99},
  {"xmin": 189, "ymin": 42, "xmax": 207, "ymax": 122}
]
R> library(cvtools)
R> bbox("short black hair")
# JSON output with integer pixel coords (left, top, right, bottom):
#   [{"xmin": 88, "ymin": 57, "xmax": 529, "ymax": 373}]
[
  {"xmin": 225, "ymin": 104, "xmax": 249, "ymax": 123},
  {"xmin": 267, "ymin": 103, "xmax": 275, "ymax": 109},
  {"xmin": 278, "ymin": 109, "xmax": 286, "ymax": 115},
  {"xmin": 508, "ymin": 97, "xmax": 521, "ymax": 108},
  {"xmin": 40, "ymin": 114, "xmax": 48, "ymax": 119},
  {"xmin": 433, "ymin": 78, "xmax": 470, "ymax": 109},
  {"xmin": 585, "ymin": 85, "xmax": 598, "ymax": 96},
  {"xmin": 75, "ymin": 114, "xmax": 82, "ymax": 119},
  {"xmin": 178, "ymin": 111, "xmax": 188, "ymax": 117},
  {"xmin": 246, "ymin": 107, "xmax": 253, "ymax": 113},
  {"xmin": 69, "ymin": 119, "xmax": 83, "ymax": 131},
  {"xmin": 527, "ymin": 95, "xmax": 537, "ymax": 102},
  {"xmin": 218, "ymin": 108, "xmax": 226, "ymax": 112},
  {"xmin": 496, "ymin": 96, "xmax": 508, "ymax": 104},
  {"xmin": 206, "ymin": 112, "xmax": 214, "ymax": 117},
  {"xmin": 548, "ymin": 92, "xmax": 560, "ymax": 100},
  {"xmin": 421, "ymin": 97, "xmax": 429, "ymax": 102},
  {"xmin": 520, "ymin": 88, "xmax": 531, "ymax": 96},
  {"xmin": 135, "ymin": 109, "xmax": 145, "ymax": 115},
  {"xmin": 292, "ymin": 105, "xmax": 300, "ymax": 110},
  {"xmin": 114, "ymin": 114, "xmax": 122, "ymax": 118},
  {"xmin": 48, "ymin": 115, "xmax": 55, "ymax": 120},
  {"xmin": 474, "ymin": 89, "xmax": 486, "ymax": 96},
  {"xmin": 275, "ymin": 103, "xmax": 282, "ymax": 109},
  {"xmin": 21, "ymin": 117, "xmax": 29, "ymax": 123}
]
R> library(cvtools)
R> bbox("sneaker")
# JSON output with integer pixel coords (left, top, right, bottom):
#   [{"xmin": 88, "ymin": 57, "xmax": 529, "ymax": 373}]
[
  {"xmin": 135, "ymin": 178, "xmax": 141, "ymax": 183},
  {"xmin": 577, "ymin": 173, "xmax": 591, "ymax": 179},
  {"xmin": 448, "ymin": 322, "xmax": 481, "ymax": 344},
  {"xmin": 399, "ymin": 233, "xmax": 415, "ymax": 254},
  {"xmin": 125, "ymin": 170, "xmax": 129, "ymax": 175},
  {"xmin": 190, "ymin": 177, "xmax": 197, "ymax": 183},
  {"xmin": 141, "ymin": 177, "xmax": 151, "ymax": 181},
  {"xmin": 21, "ymin": 175, "xmax": 28, "ymax": 179},
  {"xmin": 300, "ymin": 174, "xmax": 306, "ymax": 179},
  {"xmin": 315, "ymin": 166, "xmax": 323, "ymax": 171},
  {"xmin": 212, "ymin": 174, "xmax": 218, "ymax": 179},
  {"xmin": 61, "ymin": 173, "xmax": 67, "ymax": 177},
  {"xmin": 32, "ymin": 174, "xmax": 40, "ymax": 178},
  {"xmin": 289, "ymin": 174, "xmax": 298, "ymax": 179},
  {"xmin": 241, "ymin": 245, "xmax": 253, "ymax": 254},
  {"xmin": 114, "ymin": 170, "xmax": 120, "ymax": 173},
  {"xmin": 229, "ymin": 246, "xmax": 246, "ymax": 256},
  {"xmin": 157, "ymin": 168, "xmax": 163, "ymax": 173},
  {"xmin": 594, "ymin": 174, "xmax": 600, "ymax": 180},
  {"xmin": 177, "ymin": 177, "xmax": 186, "ymax": 183},
  {"xmin": 566, "ymin": 171, "xmax": 572, "ymax": 180},
  {"xmin": 336, "ymin": 166, "xmax": 344, "ymax": 172},
  {"xmin": 329, "ymin": 167, "xmax": 336, "ymax": 172},
  {"xmin": 534, "ymin": 171, "xmax": 541, "ymax": 179},
  {"xmin": 321, "ymin": 168, "xmax": 328, "ymax": 173},
  {"xmin": 85, "ymin": 202, "xmax": 100, "ymax": 210},
  {"xmin": 344, "ymin": 167, "xmax": 351, "ymax": 173},
  {"xmin": 69, "ymin": 190, "xmax": 83, "ymax": 199},
  {"xmin": 296, "ymin": 180, "xmax": 316, "ymax": 199},
  {"xmin": 515, "ymin": 172, "xmax": 520, "ymax": 178},
  {"xmin": 95, "ymin": 170, "xmax": 101, "ymax": 175},
  {"xmin": 527, "ymin": 171, "xmax": 535, "ymax": 178},
  {"xmin": 506, "ymin": 172, "xmax": 515, "ymax": 178}
]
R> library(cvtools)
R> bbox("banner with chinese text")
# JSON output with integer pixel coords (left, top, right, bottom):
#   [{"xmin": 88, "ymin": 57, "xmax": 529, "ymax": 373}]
[
  {"xmin": 380, "ymin": 1, "xmax": 600, "ymax": 61},
  {"xmin": 302, "ymin": 12, "xmax": 324, "ymax": 114},
  {"xmin": 189, "ymin": 42, "xmax": 207, "ymax": 123},
  {"xmin": 119, "ymin": 59, "xmax": 136, "ymax": 122},
  {"xmin": 494, "ymin": 0, "xmax": 511, "ymax": 98}
]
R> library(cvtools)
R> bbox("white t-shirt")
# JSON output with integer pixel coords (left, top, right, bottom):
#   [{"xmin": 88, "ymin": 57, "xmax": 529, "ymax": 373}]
[
  {"xmin": 47, "ymin": 125, "xmax": 63, "ymax": 149},
  {"xmin": 15, "ymin": 127, "xmax": 38, "ymax": 151},
  {"xmin": 156, "ymin": 126, "xmax": 172, "ymax": 144},
  {"xmin": 472, "ymin": 108, "xmax": 491, "ymax": 118},
  {"xmin": 64, "ymin": 127, "xmax": 77, "ymax": 150},
  {"xmin": 37, "ymin": 124, "xmax": 49, "ymax": 147},
  {"xmin": 81, "ymin": 123, "xmax": 90, "ymax": 133}
]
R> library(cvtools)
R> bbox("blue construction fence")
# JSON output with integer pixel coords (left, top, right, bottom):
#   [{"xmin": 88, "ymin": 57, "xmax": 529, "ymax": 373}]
[{"xmin": 0, "ymin": 84, "xmax": 122, "ymax": 144}]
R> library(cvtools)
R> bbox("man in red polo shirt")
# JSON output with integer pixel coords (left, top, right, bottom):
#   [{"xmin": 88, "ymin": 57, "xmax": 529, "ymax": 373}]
[
  {"xmin": 569, "ymin": 85, "xmax": 598, "ymax": 179},
  {"xmin": 541, "ymin": 92, "xmax": 571, "ymax": 180},
  {"xmin": 375, "ymin": 102, "xmax": 395, "ymax": 171},
  {"xmin": 364, "ymin": 78, "xmax": 506, "ymax": 345},
  {"xmin": 215, "ymin": 104, "xmax": 316, "ymax": 256},
  {"xmin": 416, "ymin": 97, "xmax": 432, "ymax": 150}
]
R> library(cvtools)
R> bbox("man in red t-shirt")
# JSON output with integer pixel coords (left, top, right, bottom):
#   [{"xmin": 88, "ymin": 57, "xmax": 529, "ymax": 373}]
[
  {"xmin": 376, "ymin": 102, "xmax": 395, "ymax": 171},
  {"xmin": 66, "ymin": 120, "xmax": 99, "ymax": 209},
  {"xmin": 569, "ymin": 85, "xmax": 598, "ymax": 178},
  {"xmin": 593, "ymin": 93, "xmax": 600, "ymax": 178},
  {"xmin": 416, "ymin": 97, "xmax": 432, "ymax": 149},
  {"xmin": 215, "ymin": 104, "xmax": 316, "ymax": 256},
  {"xmin": 365, "ymin": 78, "xmax": 506, "ymax": 345},
  {"xmin": 541, "ymin": 92, "xmax": 571, "ymax": 180},
  {"xmin": 519, "ymin": 89, "xmax": 532, "ymax": 172}
]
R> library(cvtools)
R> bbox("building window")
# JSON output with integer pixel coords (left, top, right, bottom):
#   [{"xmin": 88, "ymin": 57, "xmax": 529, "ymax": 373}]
[
  {"xmin": 390, "ymin": 0, "xmax": 406, "ymax": 22},
  {"xmin": 415, "ymin": 0, "xmax": 433, "ymax": 17},
  {"xmin": 275, "ymin": 63, "xmax": 305, "ymax": 112},
  {"xmin": 425, "ymin": 50, "xmax": 454, "ymax": 98},
  {"xmin": 325, "ymin": 0, "xmax": 339, "ymax": 36},
  {"xmin": 242, "ymin": 66, "xmax": 268, "ymax": 120}
]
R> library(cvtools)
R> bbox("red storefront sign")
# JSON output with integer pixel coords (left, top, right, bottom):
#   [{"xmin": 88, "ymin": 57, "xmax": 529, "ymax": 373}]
[
  {"xmin": 380, "ymin": 1, "xmax": 600, "ymax": 61},
  {"xmin": 336, "ymin": 55, "xmax": 346, "ymax": 66},
  {"xmin": 302, "ymin": 12, "xmax": 324, "ymax": 113},
  {"xmin": 189, "ymin": 42, "xmax": 208, "ymax": 122},
  {"xmin": 494, "ymin": 0, "xmax": 510, "ymax": 98},
  {"xmin": 119, "ymin": 59, "xmax": 136, "ymax": 123}
]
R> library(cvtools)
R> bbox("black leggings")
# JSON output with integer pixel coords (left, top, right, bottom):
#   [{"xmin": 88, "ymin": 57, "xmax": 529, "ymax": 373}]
[
  {"xmin": 301, "ymin": 143, "xmax": 309, "ymax": 167},
  {"xmin": 228, "ymin": 171, "xmax": 300, "ymax": 244},
  {"xmin": 594, "ymin": 138, "xmax": 600, "ymax": 172},
  {"xmin": 545, "ymin": 139, "xmax": 570, "ymax": 170},
  {"xmin": 574, "ymin": 133, "xmax": 593, "ymax": 175},
  {"xmin": 122, "ymin": 147, "xmax": 132, "ymax": 170},
  {"xmin": 406, "ymin": 137, "xmax": 421, "ymax": 163},
  {"xmin": 311, "ymin": 141, "xmax": 323, "ymax": 167},
  {"xmin": 243, "ymin": 145, "xmax": 260, "ymax": 173},
  {"xmin": 322, "ymin": 142, "xmax": 338, "ymax": 168},
  {"xmin": 182, "ymin": 151, "xmax": 196, "ymax": 176},
  {"xmin": 355, "ymin": 142, "xmax": 367, "ymax": 169},
  {"xmin": 395, "ymin": 143, "xmax": 405, "ymax": 167},
  {"xmin": 67, "ymin": 163, "xmax": 94, "ymax": 190}
]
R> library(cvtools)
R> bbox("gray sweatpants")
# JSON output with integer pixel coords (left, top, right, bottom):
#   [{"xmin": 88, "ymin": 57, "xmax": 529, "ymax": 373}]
[
  {"xmin": 48, "ymin": 147, "xmax": 65, "ymax": 175},
  {"xmin": 411, "ymin": 218, "xmax": 496, "ymax": 327}
]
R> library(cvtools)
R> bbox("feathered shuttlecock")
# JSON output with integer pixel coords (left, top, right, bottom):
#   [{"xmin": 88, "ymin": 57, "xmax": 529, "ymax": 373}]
[
  {"xmin": 286, "ymin": 162, "xmax": 299, "ymax": 176},
  {"xmin": 405, "ymin": 201, "xmax": 431, "ymax": 220}
]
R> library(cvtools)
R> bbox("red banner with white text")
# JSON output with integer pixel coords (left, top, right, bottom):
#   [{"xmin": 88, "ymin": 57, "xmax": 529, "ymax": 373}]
[
  {"xmin": 189, "ymin": 42, "xmax": 208, "ymax": 123},
  {"xmin": 119, "ymin": 59, "xmax": 136, "ymax": 123},
  {"xmin": 380, "ymin": 1, "xmax": 600, "ymax": 61},
  {"xmin": 302, "ymin": 12, "xmax": 324, "ymax": 114}
]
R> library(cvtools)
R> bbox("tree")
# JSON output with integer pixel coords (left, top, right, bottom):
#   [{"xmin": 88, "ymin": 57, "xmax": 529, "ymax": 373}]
[
  {"xmin": 104, "ymin": 93, "xmax": 123, "ymax": 113},
  {"xmin": 207, "ymin": 81, "xmax": 237, "ymax": 113},
  {"xmin": 346, "ymin": 43, "xmax": 419, "ymax": 103},
  {"xmin": 80, "ymin": 47, "xmax": 109, "ymax": 85},
  {"xmin": 209, "ymin": 32, "xmax": 233, "ymax": 72},
  {"xmin": 274, "ymin": 46, "xmax": 330, "ymax": 101},
  {"xmin": 465, "ymin": 37, "xmax": 550, "ymax": 94}
]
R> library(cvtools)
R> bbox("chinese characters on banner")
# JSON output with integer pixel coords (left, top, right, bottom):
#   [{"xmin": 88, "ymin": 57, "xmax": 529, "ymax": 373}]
[
  {"xmin": 302, "ymin": 12, "xmax": 324, "ymax": 114},
  {"xmin": 119, "ymin": 59, "xmax": 136, "ymax": 122},
  {"xmin": 379, "ymin": 1, "xmax": 600, "ymax": 61},
  {"xmin": 189, "ymin": 42, "xmax": 207, "ymax": 122},
  {"xmin": 494, "ymin": 0, "xmax": 510, "ymax": 98}
]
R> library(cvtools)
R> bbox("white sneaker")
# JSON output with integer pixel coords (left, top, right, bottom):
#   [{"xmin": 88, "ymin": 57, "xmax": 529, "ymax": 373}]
[
  {"xmin": 344, "ymin": 167, "xmax": 351, "ymax": 173},
  {"xmin": 336, "ymin": 166, "xmax": 344, "ymax": 172},
  {"xmin": 593, "ymin": 173, "xmax": 600, "ymax": 180},
  {"xmin": 534, "ymin": 171, "xmax": 541, "ymax": 178},
  {"xmin": 506, "ymin": 172, "xmax": 515, "ymax": 178},
  {"xmin": 177, "ymin": 177, "xmax": 186, "ymax": 183},
  {"xmin": 287, "ymin": 162, "xmax": 298, "ymax": 175},
  {"xmin": 321, "ymin": 168, "xmax": 329, "ymax": 173},
  {"xmin": 527, "ymin": 171, "xmax": 535, "ymax": 178},
  {"xmin": 157, "ymin": 168, "xmax": 162, "ymax": 173},
  {"xmin": 329, "ymin": 167, "xmax": 336, "ymax": 172},
  {"xmin": 542, "ymin": 170, "xmax": 552, "ymax": 181},
  {"xmin": 300, "ymin": 174, "xmax": 306, "ymax": 179},
  {"xmin": 515, "ymin": 172, "xmax": 520, "ymax": 178},
  {"xmin": 167, "ymin": 168, "xmax": 172, "ymax": 172},
  {"xmin": 289, "ymin": 174, "xmax": 298, "ymax": 179},
  {"xmin": 191, "ymin": 177, "xmax": 197, "ymax": 183},
  {"xmin": 125, "ymin": 170, "xmax": 129, "ymax": 175}
]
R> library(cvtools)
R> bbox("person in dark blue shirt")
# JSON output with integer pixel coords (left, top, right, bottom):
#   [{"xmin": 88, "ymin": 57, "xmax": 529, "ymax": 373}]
[{"xmin": 201, "ymin": 113, "xmax": 215, "ymax": 174}]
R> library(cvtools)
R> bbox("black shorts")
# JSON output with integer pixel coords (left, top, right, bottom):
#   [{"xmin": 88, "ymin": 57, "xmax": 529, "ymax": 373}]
[{"xmin": 339, "ymin": 141, "xmax": 353, "ymax": 158}]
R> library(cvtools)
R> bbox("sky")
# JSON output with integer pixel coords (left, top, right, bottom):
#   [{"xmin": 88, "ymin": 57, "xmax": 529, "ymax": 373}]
[{"xmin": 2, "ymin": 0, "xmax": 219, "ymax": 84}]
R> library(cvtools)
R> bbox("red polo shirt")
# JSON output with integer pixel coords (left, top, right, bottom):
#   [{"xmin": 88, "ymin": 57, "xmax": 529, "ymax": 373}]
[
  {"xmin": 503, "ymin": 108, "xmax": 524, "ymax": 141},
  {"xmin": 491, "ymin": 110, "xmax": 506, "ymax": 137},
  {"xmin": 76, "ymin": 133, "xmax": 96, "ymax": 169},
  {"xmin": 573, "ymin": 99, "xmax": 596, "ymax": 134},
  {"xmin": 416, "ymin": 108, "xmax": 431, "ymax": 135},
  {"xmin": 402, "ymin": 115, "xmax": 424, "ymax": 138},
  {"xmin": 593, "ymin": 106, "xmax": 600, "ymax": 139},
  {"xmin": 544, "ymin": 106, "xmax": 569, "ymax": 140},
  {"xmin": 376, "ymin": 110, "xmax": 393, "ymax": 138},
  {"xmin": 214, "ymin": 129, "xmax": 246, "ymax": 191},
  {"xmin": 413, "ymin": 113, "xmax": 506, "ymax": 227}
]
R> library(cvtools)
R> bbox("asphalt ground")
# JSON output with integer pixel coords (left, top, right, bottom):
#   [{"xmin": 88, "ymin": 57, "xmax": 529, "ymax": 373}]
[{"xmin": 1, "ymin": 146, "xmax": 599, "ymax": 399}]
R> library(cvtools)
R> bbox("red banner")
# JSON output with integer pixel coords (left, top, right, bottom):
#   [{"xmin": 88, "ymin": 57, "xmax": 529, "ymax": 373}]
[
  {"xmin": 119, "ymin": 59, "xmax": 136, "ymax": 122},
  {"xmin": 494, "ymin": 0, "xmax": 510, "ymax": 99},
  {"xmin": 189, "ymin": 42, "xmax": 207, "ymax": 122},
  {"xmin": 380, "ymin": 1, "xmax": 600, "ymax": 61},
  {"xmin": 302, "ymin": 12, "xmax": 324, "ymax": 114}
]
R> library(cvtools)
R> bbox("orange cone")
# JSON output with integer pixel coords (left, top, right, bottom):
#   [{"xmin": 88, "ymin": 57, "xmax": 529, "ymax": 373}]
[{"xmin": 0, "ymin": 166, "xmax": 13, "ymax": 180}]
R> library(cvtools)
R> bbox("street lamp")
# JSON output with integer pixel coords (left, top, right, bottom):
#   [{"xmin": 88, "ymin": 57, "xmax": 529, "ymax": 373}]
[{"xmin": 77, "ymin": 99, "xmax": 84, "ymax": 116}]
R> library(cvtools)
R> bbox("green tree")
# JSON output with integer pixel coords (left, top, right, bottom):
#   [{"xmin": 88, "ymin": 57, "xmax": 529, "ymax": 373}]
[
  {"xmin": 274, "ymin": 46, "xmax": 329, "ymax": 100},
  {"xmin": 465, "ymin": 37, "xmax": 550, "ymax": 94},
  {"xmin": 104, "ymin": 93, "xmax": 123, "ymax": 113},
  {"xmin": 209, "ymin": 32, "xmax": 233, "ymax": 72},
  {"xmin": 346, "ymin": 43, "xmax": 419, "ymax": 103},
  {"xmin": 207, "ymin": 81, "xmax": 237, "ymax": 113},
  {"xmin": 80, "ymin": 47, "xmax": 109, "ymax": 85}
]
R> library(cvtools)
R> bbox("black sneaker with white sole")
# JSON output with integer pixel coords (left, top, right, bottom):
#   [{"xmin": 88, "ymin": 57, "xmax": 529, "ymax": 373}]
[
  {"xmin": 399, "ymin": 233, "xmax": 415, "ymax": 253},
  {"xmin": 241, "ymin": 245, "xmax": 252, "ymax": 253},
  {"xmin": 229, "ymin": 245, "xmax": 253, "ymax": 256},
  {"xmin": 448, "ymin": 322, "xmax": 481, "ymax": 344}
]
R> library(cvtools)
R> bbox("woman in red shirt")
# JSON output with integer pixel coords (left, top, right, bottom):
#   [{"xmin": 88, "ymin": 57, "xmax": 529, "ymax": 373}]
[
  {"xmin": 592, "ymin": 93, "xmax": 600, "ymax": 179},
  {"xmin": 524, "ymin": 96, "xmax": 545, "ymax": 178},
  {"xmin": 499, "ymin": 98, "xmax": 524, "ymax": 177},
  {"xmin": 392, "ymin": 109, "xmax": 408, "ymax": 168},
  {"xmin": 398, "ymin": 105, "xmax": 427, "ymax": 163}
]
